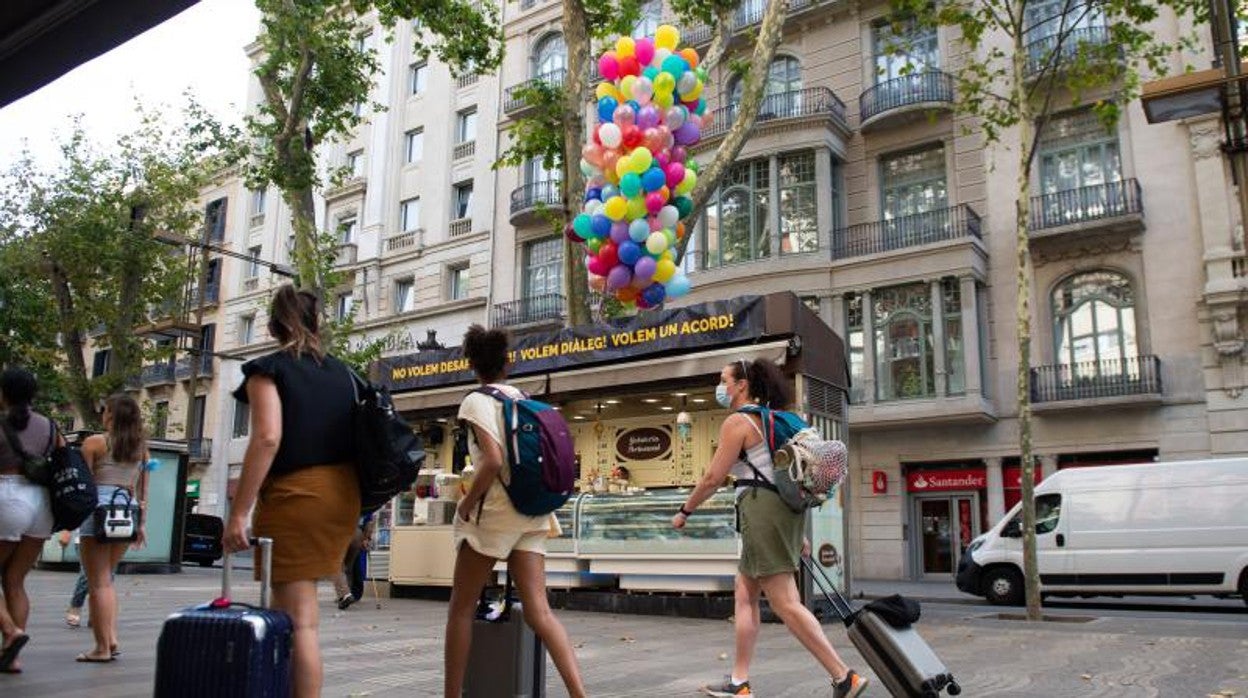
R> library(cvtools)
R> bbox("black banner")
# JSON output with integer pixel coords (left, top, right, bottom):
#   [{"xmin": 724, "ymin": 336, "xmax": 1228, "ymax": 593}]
[{"xmin": 376, "ymin": 296, "xmax": 766, "ymax": 392}]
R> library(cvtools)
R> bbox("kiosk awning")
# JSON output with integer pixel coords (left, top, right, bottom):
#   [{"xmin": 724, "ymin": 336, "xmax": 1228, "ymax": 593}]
[{"xmin": 547, "ymin": 340, "xmax": 790, "ymax": 396}]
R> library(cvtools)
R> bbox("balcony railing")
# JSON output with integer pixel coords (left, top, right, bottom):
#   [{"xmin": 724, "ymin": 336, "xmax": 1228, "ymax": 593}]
[
  {"xmin": 1030, "ymin": 178, "xmax": 1142, "ymax": 231},
  {"xmin": 142, "ymin": 361, "xmax": 176, "ymax": 387},
  {"xmin": 452, "ymin": 140, "xmax": 476, "ymax": 160},
  {"xmin": 832, "ymin": 204, "xmax": 982, "ymax": 260},
  {"xmin": 243, "ymin": 276, "xmax": 259, "ymax": 292},
  {"xmin": 492, "ymin": 293, "xmax": 565, "ymax": 327},
  {"xmin": 1030, "ymin": 355, "xmax": 1161, "ymax": 403},
  {"xmin": 1024, "ymin": 25, "xmax": 1113, "ymax": 77},
  {"xmin": 456, "ymin": 73, "xmax": 479, "ymax": 88},
  {"xmin": 449, "ymin": 217, "xmax": 473, "ymax": 237},
  {"xmin": 509, "ymin": 180, "xmax": 562, "ymax": 222},
  {"xmin": 187, "ymin": 437, "xmax": 213, "ymax": 462},
  {"xmin": 503, "ymin": 69, "xmax": 566, "ymax": 114},
  {"xmin": 860, "ymin": 71, "xmax": 954, "ymax": 126},
  {"xmin": 386, "ymin": 229, "xmax": 423, "ymax": 253},
  {"xmin": 679, "ymin": 0, "xmax": 834, "ymax": 47},
  {"xmin": 175, "ymin": 356, "xmax": 214, "ymax": 381},
  {"xmin": 334, "ymin": 243, "xmax": 358, "ymax": 267},
  {"xmin": 700, "ymin": 87, "xmax": 847, "ymax": 142},
  {"xmin": 190, "ymin": 282, "xmax": 220, "ymax": 307}
]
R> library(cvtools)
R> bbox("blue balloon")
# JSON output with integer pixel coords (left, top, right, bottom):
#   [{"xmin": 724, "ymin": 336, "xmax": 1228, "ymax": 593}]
[
  {"xmin": 641, "ymin": 167, "xmax": 666, "ymax": 193},
  {"xmin": 665, "ymin": 273, "xmax": 691, "ymax": 299},
  {"xmin": 629, "ymin": 220, "xmax": 651, "ymax": 243},
  {"xmin": 585, "ymin": 187, "xmax": 603, "ymax": 202},
  {"xmin": 642, "ymin": 282, "xmax": 667, "ymax": 306},
  {"xmin": 662, "ymin": 55, "xmax": 688, "ymax": 78},
  {"xmin": 597, "ymin": 96, "xmax": 619, "ymax": 123},
  {"xmin": 618, "ymin": 240, "xmax": 643, "ymax": 266},
  {"xmin": 643, "ymin": 66, "xmax": 660, "ymax": 81},
  {"xmin": 591, "ymin": 213, "xmax": 612, "ymax": 238},
  {"xmin": 627, "ymin": 99, "xmax": 641, "ymax": 114}
]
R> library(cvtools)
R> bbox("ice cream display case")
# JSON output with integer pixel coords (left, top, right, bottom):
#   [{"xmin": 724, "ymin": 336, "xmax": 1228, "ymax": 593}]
[{"xmin": 576, "ymin": 487, "xmax": 739, "ymax": 592}]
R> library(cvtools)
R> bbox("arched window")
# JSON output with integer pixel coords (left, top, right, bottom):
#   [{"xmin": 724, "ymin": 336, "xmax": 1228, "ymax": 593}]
[
  {"xmin": 872, "ymin": 283, "xmax": 936, "ymax": 400},
  {"xmin": 1051, "ymin": 271, "xmax": 1137, "ymax": 371},
  {"xmin": 727, "ymin": 56, "xmax": 802, "ymax": 113},
  {"xmin": 533, "ymin": 33, "xmax": 566, "ymax": 77}
]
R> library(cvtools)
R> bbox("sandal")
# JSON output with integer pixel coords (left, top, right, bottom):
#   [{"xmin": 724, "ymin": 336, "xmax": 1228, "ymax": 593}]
[
  {"xmin": 65, "ymin": 607, "xmax": 81, "ymax": 628},
  {"xmin": 75, "ymin": 652, "xmax": 114, "ymax": 663},
  {"xmin": 0, "ymin": 633, "xmax": 29, "ymax": 672}
]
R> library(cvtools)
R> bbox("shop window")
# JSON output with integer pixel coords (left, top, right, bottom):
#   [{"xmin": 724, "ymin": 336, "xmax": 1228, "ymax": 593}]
[
  {"xmin": 846, "ymin": 293, "xmax": 865, "ymax": 404},
  {"xmin": 1051, "ymin": 270, "xmax": 1138, "ymax": 372},
  {"xmin": 779, "ymin": 152, "xmax": 818, "ymax": 254},
  {"xmin": 704, "ymin": 158, "xmax": 770, "ymax": 268},
  {"xmin": 873, "ymin": 283, "xmax": 936, "ymax": 401}
]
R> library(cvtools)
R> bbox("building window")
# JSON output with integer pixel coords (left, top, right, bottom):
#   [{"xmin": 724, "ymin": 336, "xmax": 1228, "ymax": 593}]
[
  {"xmin": 846, "ymin": 294, "xmax": 865, "ymax": 404},
  {"xmin": 405, "ymin": 128, "xmax": 424, "ymax": 163},
  {"xmin": 880, "ymin": 144, "xmax": 948, "ymax": 246},
  {"xmin": 779, "ymin": 152, "xmax": 818, "ymax": 254},
  {"xmin": 354, "ymin": 31, "xmax": 371, "ymax": 55},
  {"xmin": 523, "ymin": 237, "xmax": 563, "ymax": 298},
  {"xmin": 533, "ymin": 33, "xmax": 566, "ymax": 76},
  {"xmin": 873, "ymin": 282, "xmax": 936, "ymax": 401},
  {"xmin": 336, "ymin": 292, "xmax": 354, "ymax": 321},
  {"xmin": 153, "ymin": 401, "xmax": 170, "ymax": 440},
  {"xmin": 456, "ymin": 108, "xmax": 477, "ymax": 144},
  {"xmin": 1036, "ymin": 110, "xmax": 1122, "ymax": 222},
  {"xmin": 448, "ymin": 265, "xmax": 469, "ymax": 301},
  {"xmin": 400, "ymin": 197, "xmax": 421, "ymax": 232},
  {"xmin": 250, "ymin": 189, "xmax": 266, "ymax": 218},
  {"xmin": 410, "ymin": 62, "xmax": 428, "ymax": 95},
  {"xmin": 395, "ymin": 279, "xmax": 416, "ymax": 313},
  {"xmin": 727, "ymin": 56, "xmax": 802, "ymax": 112},
  {"xmin": 526, "ymin": 156, "xmax": 560, "ymax": 186},
  {"xmin": 705, "ymin": 158, "xmax": 770, "ymax": 268},
  {"xmin": 942, "ymin": 278, "xmax": 966, "ymax": 395},
  {"xmin": 1052, "ymin": 271, "xmax": 1137, "ymax": 370},
  {"xmin": 1024, "ymin": 0, "xmax": 1103, "ymax": 44},
  {"xmin": 239, "ymin": 315, "xmax": 255, "ymax": 345},
  {"xmin": 337, "ymin": 215, "xmax": 358, "ymax": 244},
  {"xmin": 346, "ymin": 150, "xmax": 364, "ymax": 179},
  {"xmin": 453, "ymin": 182, "xmax": 473, "ymax": 220},
  {"xmin": 205, "ymin": 197, "xmax": 227, "ymax": 242},
  {"xmin": 873, "ymin": 17, "xmax": 940, "ymax": 82},
  {"xmin": 91, "ymin": 349, "xmax": 112, "ymax": 378},
  {"xmin": 232, "ymin": 401, "xmax": 250, "ymax": 439},
  {"xmin": 632, "ymin": 0, "xmax": 662, "ymax": 38},
  {"xmin": 247, "ymin": 246, "xmax": 262, "ymax": 278}
]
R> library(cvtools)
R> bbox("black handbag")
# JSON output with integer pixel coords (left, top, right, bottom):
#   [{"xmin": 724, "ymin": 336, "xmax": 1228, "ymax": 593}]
[
  {"xmin": 345, "ymin": 366, "xmax": 425, "ymax": 513},
  {"xmin": 94, "ymin": 487, "xmax": 141, "ymax": 542},
  {"xmin": 49, "ymin": 443, "xmax": 97, "ymax": 532},
  {"xmin": 0, "ymin": 418, "xmax": 55, "ymax": 486}
]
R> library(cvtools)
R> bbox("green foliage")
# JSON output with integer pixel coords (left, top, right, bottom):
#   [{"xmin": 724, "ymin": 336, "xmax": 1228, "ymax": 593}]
[
  {"xmin": 584, "ymin": 0, "xmax": 646, "ymax": 40},
  {"xmin": 495, "ymin": 80, "xmax": 567, "ymax": 174}
]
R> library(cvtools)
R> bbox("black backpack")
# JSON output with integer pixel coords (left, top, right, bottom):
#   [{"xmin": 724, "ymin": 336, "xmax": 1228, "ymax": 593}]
[
  {"xmin": 346, "ymin": 368, "xmax": 425, "ymax": 513},
  {"xmin": 2, "ymin": 418, "xmax": 97, "ymax": 531}
]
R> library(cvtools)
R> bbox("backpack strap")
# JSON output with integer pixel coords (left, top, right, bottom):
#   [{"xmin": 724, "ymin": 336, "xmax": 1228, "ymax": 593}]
[
  {"xmin": 732, "ymin": 408, "xmax": 779, "ymax": 493},
  {"xmin": 469, "ymin": 385, "xmax": 524, "ymax": 478}
]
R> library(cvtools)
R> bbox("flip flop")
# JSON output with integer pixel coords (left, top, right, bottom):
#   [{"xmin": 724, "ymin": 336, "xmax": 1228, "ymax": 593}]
[
  {"xmin": 75, "ymin": 652, "xmax": 114, "ymax": 663},
  {"xmin": 110, "ymin": 646, "xmax": 121, "ymax": 658},
  {"xmin": 0, "ymin": 633, "xmax": 28, "ymax": 671},
  {"xmin": 0, "ymin": 666, "xmax": 21, "ymax": 674}
]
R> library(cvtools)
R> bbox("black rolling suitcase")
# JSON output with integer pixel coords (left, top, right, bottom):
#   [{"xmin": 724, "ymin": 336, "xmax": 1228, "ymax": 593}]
[
  {"xmin": 154, "ymin": 537, "xmax": 293, "ymax": 697},
  {"xmin": 802, "ymin": 557, "xmax": 961, "ymax": 698},
  {"xmin": 463, "ymin": 575, "xmax": 546, "ymax": 697}
]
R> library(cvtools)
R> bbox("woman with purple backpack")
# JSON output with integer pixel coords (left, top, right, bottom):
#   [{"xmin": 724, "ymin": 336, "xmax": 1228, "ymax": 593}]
[{"xmin": 443, "ymin": 324, "xmax": 586, "ymax": 698}]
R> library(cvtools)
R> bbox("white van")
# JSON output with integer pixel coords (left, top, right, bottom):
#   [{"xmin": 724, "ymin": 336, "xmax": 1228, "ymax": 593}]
[{"xmin": 955, "ymin": 458, "xmax": 1248, "ymax": 606}]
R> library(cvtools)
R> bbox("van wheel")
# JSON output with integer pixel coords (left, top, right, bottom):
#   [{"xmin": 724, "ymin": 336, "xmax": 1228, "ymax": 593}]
[
  {"xmin": 983, "ymin": 567, "xmax": 1024, "ymax": 606},
  {"xmin": 1239, "ymin": 569, "xmax": 1248, "ymax": 608}
]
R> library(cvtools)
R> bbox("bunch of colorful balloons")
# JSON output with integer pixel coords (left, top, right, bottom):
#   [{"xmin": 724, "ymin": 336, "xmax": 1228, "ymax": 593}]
[{"xmin": 566, "ymin": 24, "xmax": 703, "ymax": 310}]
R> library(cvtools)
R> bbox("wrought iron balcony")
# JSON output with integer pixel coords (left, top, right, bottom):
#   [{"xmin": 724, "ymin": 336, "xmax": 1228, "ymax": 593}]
[
  {"xmin": 679, "ymin": 0, "xmax": 836, "ymax": 48},
  {"xmin": 832, "ymin": 204, "xmax": 982, "ymax": 260},
  {"xmin": 191, "ymin": 282, "xmax": 220, "ymax": 307},
  {"xmin": 698, "ymin": 87, "xmax": 848, "ymax": 145},
  {"xmin": 175, "ymin": 355, "xmax": 214, "ymax": 381},
  {"xmin": 1030, "ymin": 355, "xmax": 1161, "ymax": 403},
  {"xmin": 509, "ymin": 180, "xmax": 562, "ymax": 226},
  {"xmin": 503, "ymin": 69, "xmax": 566, "ymax": 115},
  {"xmin": 1029, "ymin": 178, "xmax": 1143, "ymax": 233},
  {"xmin": 859, "ymin": 71, "xmax": 954, "ymax": 131},
  {"xmin": 141, "ymin": 361, "xmax": 177, "ymax": 387},
  {"xmin": 1024, "ymin": 25, "xmax": 1113, "ymax": 78},
  {"xmin": 492, "ymin": 293, "xmax": 565, "ymax": 327},
  {"xmin": 187, "ymin": 437, "xmax": 213, "ymax": 462}
]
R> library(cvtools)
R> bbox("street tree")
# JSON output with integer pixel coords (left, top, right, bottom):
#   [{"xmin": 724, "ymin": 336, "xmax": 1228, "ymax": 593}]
[
  {"xmin": 498, "ymin": 0, "xmax": 797, "ymax": 323},
  {"xmin": 0, "ymin": 108, "xmax": 238, "ymax": 428},
  {"xmin": 888, "ymin": 0, "xmax": 1204, "ymax": 619},
  {"xmin": 246, "ymin": 0, "xmax": 505, "ymax": 296}
]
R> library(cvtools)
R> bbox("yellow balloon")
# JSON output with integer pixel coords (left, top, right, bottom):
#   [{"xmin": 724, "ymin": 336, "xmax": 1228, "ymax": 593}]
[
  {"xmin": 682, "ymin": 79, "xmax": 704, "ymax": 101},
  {"xmin": 654, "ymin": 258, "xmax": 677, "ymax": 283},
  {"xmin": 632, "ymin": 147, "xmax": 653, "ymax": 172},
  {"xmin": 616, "ymin": 36, "xmax": 636, "ymax": 58},
  {"xmin": 676, "ymin": 169, "xmax": 697, "ymax": 195},
  {"xmin": 596, "ymin": 82, "xmax": 621, "ymax": 101},
  {"xmin": 660, "ymin": 250, "xmax": 675, "ymax": 261},
  {"xmin": 604, "ymin": 196, "xmax": 629, "ymax": 221},
  {"xmin": 626, "ymin": 196, "xmax": 648, "ymax": 220},
  {"xmin": 616, "ymin": 155, "xmax": 633, "ymax": 179},
  {"xmin": 619, "ymin": 75, "xmax": 638, "ymax": 103},
  {"xmin": 655, "ymin": 24, "xmax": 680, "ymax": 51},
  {"xmin": 654, "ymin": 72, "xmax": 676, "ymax": 95},
  {"xmin": 655, "ymin": 90, "xmax": 675, "ymax": 109}
]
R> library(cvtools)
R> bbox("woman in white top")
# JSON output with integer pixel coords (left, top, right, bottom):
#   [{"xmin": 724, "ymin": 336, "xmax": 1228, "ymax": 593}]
[
  {"xmin": 77, "ymin": 394, "xmax": 148, "ymax": 663},
  {"xmin": 443, "ymin": 325, "xmax": 586, "ymax": 698}
]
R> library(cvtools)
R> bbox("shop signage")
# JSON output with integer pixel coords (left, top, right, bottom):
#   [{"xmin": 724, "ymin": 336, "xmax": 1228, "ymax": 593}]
[
  {"xmin": 817, "ymin": 543, "xmax": 840, "ymax": 568},
  {"xmin": 616, "ymin": 427, "xmax": 673, "ymax": 461},
  {"xmin": 906, "ymin": 468, "xmax": 986, "ymax": 492},
  {"xmin": 376, "ymin": 296, "xmax": 767, "ymax": 392},
  {"xmin": 871, "ymin": 470, "xmax": 888, "ymax": 495},
  {"xmin": 186, "ymin": 480, "xmax": 200, "ymax": 497},
  {"xmin": 1002, "ymin": 467, "xmax": 1044, "ymax": 489}
]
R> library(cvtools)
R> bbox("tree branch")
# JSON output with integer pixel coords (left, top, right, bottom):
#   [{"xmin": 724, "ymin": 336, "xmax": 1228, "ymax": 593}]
[
  {"xmin": 283, "ymin": 46, "xmax": 316, "ymax": 150},
  {"xmin": 703, "ymin": 5, "xmax": 733, "ymax": 74}
]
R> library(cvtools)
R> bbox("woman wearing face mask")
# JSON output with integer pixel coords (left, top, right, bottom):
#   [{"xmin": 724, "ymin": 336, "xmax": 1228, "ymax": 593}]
[{"xmin": 673, "ymin": 359, "xmax": 867, "ymax": 698}]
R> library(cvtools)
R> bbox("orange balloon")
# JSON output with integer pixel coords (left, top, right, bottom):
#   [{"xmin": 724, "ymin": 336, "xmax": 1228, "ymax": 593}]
[
  {"xmin": 617, "ymin": 287, "xmax": 639, "ymax": 302},
  {"xmin": 676, "ymin": 221, "xmax": 686, "ymax": 238},
  {"xmin": 658, "ymin": 185, "xmax": 670, "ymax": 202},
  {"xmin": 680, "ymin": 48, "xmax": 699, "ymax": 69}
]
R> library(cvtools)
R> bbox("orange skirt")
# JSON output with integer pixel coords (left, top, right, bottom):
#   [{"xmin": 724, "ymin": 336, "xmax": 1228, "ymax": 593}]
[{"xmin": 252, "ymin": 463, "xmax": 359, "ymax": 584}]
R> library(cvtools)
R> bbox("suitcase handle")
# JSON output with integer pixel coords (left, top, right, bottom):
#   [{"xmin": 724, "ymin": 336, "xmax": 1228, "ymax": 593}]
[
  {"xmin": 800, "ymin": 555, "xmax": 857, "ymax": 627},
  {"xmin": 216, "ymin": 537, "xmax": 273, "ymax": 609}
]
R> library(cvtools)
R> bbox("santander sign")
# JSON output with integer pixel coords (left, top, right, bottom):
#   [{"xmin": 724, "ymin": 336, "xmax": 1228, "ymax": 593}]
[{"xmin": 906, "ymin": 468, "xmax": 986, "ymax": 492}]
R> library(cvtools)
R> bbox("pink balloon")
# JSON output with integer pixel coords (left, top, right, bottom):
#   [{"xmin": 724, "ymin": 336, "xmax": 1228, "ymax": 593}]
[
  {"xmin": 635, "ymin": 38, "xmax": 656, "ymax": 67},
  {"xmin": 670, "ymin": 145, "xmax": 688, "ymax": 163},
  {"xmin": 588, "ymin": 255, "xmax": 610, "ymax": 276},
  {"xmin": 609, "ymin": 221, "xmax": 631, "ymax": 244},
  {"xmin": 656, "ymin": 151, "xmax": 670, "ymax": 168},
  {"xmin": 642, "ymin": 127, "xmax": 666, "ymax": 153},
  {"xmin": 665, "ymin": 162, "xmax": 685, "ymax": 189},
  {"xmin": 613, "ymin": 104, "xmax": 636, "ymax": 127},
  {"xmin": 598, "ymin": 52, "xmax": 620, "ymax": 81},
  {"xmin": 649, "ymin": 216, "xmax": 663, "ymax": 231},
  {"xmin": 645, "ymin": 192, "xmax": 665, "ymax": 214},
  {"xmin": 582, "ymin": 143, "xmax": 605, "ymax": 168}
]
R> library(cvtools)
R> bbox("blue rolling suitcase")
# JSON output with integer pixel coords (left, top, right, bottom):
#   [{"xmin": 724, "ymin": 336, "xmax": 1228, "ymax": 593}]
[{"xmin": 154, "ymin": 537, "xmax": 293, "ymax": 697}]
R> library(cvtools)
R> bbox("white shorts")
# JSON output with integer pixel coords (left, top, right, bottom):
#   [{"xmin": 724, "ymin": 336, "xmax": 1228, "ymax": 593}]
[{"xmin": 0, "ymin": 474, "xmax": 54, "ymax": 541}]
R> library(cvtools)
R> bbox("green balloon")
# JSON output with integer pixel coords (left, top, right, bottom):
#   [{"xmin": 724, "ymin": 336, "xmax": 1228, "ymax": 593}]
[
  {"xmin": 587, "ymin": 237, "xmax": 603, "ymax": 254},
  {"xmin": 573, "ymin": 213, "xmax": 593, "ymax": 239},
  {"xmin": 674, "ymin": 196, "xmax": 693, "ymax": 218}
]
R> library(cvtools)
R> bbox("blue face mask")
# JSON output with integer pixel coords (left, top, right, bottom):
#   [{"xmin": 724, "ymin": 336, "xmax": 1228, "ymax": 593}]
[{"xmin": 715, "ymin": 382, "xmax": 732, "ymax": 408}]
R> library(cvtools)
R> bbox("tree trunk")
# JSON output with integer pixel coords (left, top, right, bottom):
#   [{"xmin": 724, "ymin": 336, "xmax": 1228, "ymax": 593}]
[
  {"xmin": 561, "ymin": 0, "xmax": 591, "ymax": 326},
  {"xmin": 109, "ymin": 206, "xmax": 148, "ymax": 382},
  {"xmin": 675, "ymin": 0, "xmax": 790, "ymax": 266},
  {"xmin": 46, "ymin": 257, "xmax": 98, "ymax": 430},
  {"xmin": 1012, "ymin": 36, "xmax": 1042, "ymax": 623},
  {"xmin": 286, "ymin": 184, "xmax": 320, "ymax": 293}
]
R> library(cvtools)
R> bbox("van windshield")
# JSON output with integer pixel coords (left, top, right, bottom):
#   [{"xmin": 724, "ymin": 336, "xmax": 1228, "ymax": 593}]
[{"xmin": 1004, "ymin": 494, "xmax": 1062, "ymax": 534}]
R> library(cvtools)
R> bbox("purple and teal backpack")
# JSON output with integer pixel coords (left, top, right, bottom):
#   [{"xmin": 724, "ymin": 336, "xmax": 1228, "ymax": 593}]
[{"xmin": 474, "ymin": 386, "xmax": 576, "ymax": 516}]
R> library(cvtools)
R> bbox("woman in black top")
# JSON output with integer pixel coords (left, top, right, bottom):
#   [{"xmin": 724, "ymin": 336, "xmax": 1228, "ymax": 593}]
[{"xmin": 224, "ymin": 285, "xmax": 358, "ymax": 698}]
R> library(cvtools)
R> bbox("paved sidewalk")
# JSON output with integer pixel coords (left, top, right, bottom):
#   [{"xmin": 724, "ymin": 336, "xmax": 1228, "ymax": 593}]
[{"xmin": 3, "ymin": 567, "xmax": 1246, "ymax": 696}]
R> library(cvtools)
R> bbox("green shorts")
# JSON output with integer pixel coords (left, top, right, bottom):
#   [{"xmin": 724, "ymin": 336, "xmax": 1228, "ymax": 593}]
[{"xmin": 737, "ymin": 486, "xmax": 804, "ymax": 579}]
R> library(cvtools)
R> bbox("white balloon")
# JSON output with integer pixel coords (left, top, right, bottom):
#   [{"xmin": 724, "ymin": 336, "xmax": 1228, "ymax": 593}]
[
  {"xmin": 653, "ymin": 48, "xmax": 672, "ymax": 68},
  {"xmin": 599, "ymin": 122, "xmax": 623, "ymax": 149},
  {"xmin": 584, "ymin": 199, "xmax": 604, "ymax": 215},
  {"xmin": 658, "ymin": 205, "xmax": 680, "ymax": 229}
]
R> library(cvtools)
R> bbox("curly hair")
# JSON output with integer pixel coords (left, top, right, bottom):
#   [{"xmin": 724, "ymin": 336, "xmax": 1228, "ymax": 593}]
[
  {"xmin": 462, "ymin": 324, "xmax": 511, "ymax": 383},
  {"xmin": 729, "ymin": 358, "xmax": 793, "ymax": 410},
  {"xmin": 1, "ymin": 367, "xmax": 38, "ymax": 430}
]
